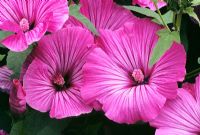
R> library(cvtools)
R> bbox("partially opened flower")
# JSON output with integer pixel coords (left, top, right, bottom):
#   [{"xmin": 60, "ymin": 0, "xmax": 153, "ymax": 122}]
[
  {"xmin": 81, "ymin": 19, "xmax": 186, "ymax": 124},
  {"xmin": 132, "ymin": 0, "xmax": 166, "ymax": 10},
  {"xmin": 23, "ymin": 27, "xmax": 94, "ymax": 119},
  {"xmin": 0, "ymin": 0, "xmax": 69, "ymax": 52},
  {"xmin": 0, "ymin": 66, "xmax": 13, "ymax": 93},
  {"xmin": 65, "ymin": 0, "xmax": 137, "ymax": 31},
  {"xmin": 150, "ymin": 75, "xmax": 200, "ymax": 135},
  {"xmin": 9, "ymin": 79, "xmax": 26, "ymax": 114}
]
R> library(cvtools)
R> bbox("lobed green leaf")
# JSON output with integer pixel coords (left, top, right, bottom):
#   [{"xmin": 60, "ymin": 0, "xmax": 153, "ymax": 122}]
[
  {"xmin": 150, "ymin": 29, "xmax": 180, "ymax": 66},
  {"xmin": 7, "ymin": 46, "xmax": 33, "ymax": 78}
]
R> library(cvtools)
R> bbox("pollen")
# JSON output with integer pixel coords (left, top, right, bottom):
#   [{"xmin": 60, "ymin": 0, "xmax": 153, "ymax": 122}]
[
  {"xmin": 132, "ymin": 69, "xmax": 144, "ymax": 83},
  {"xmin": 53, "ymin": 74, "xmax": 65, "ymax": 87},
  {"xmin": 19, "ymin": 18, "xmax": 30, "ymax": 32}
]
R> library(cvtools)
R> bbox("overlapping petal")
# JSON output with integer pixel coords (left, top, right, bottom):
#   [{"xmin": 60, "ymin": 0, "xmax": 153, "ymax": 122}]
[
  {"xmin": 65, "ymin": 0, "xmax": 137, "ymax": 31},
  {"xmin": 150, "ymin": 88, "xmax": 200, "ymax": 135},
  {"xmin": 23, "ymin": 27, "xmax": 94, "ymax": 118},
  {"xmin": 0, "ymin": 0, "xmax": 69, "ymax": 51},
  {"xmin": 82, "ymin": 19, "xmax": 186, "ymax": 124}
]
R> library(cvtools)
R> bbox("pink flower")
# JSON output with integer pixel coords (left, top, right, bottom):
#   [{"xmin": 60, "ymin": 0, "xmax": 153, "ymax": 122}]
[
  {"xmin": 65, "ymin": 0, "xmax": 137, "ymax": 31},
  {"xmin": 9, "ymin": 79, "xmax": 26, "ymax": 114},
  {"xmin": 150, "ymin": 75, "xmax": 200, "ymax": 135},
  {"xmin": 23, "ymin": 27, "xmax": 94, "ymax": 119},
  {"xmin": 132, "ymin": 0, "xmax": 166, "ymax": 10},
  {"xmin": 0, "ymin": 0, "xmax": 69, "ymax": 52},
  {"xmin": 182, "ymin": 82, "xmax": 195, "ymax": 96},
  {"xmin": 81, "ymin": 19, "xmax": 186, "ymax": 124},
  {"xmin": 0, "ymin": 66, "xmax": 13, "ymax": 93},
  {"xmin": 0, "ymin": 130, "xmax": 8, "ymax": 135}
]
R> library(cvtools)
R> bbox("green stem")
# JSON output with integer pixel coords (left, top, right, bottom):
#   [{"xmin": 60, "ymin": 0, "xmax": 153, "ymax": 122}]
[
  {"xmin": 68, "ymin": 0, "xmax": 72, "ymax": 5},
  {"xmin": 186, "ymin": 67, "xmax": 200, "ymax": 79},
  {"xmin": 173, "ymin": 12, "xmax": 176, "ymax": 30},
  {"xmin": 153, "ymin": 1, "xmax": 171, "ymax": 32},
  {"xmin": 175, "ymin": 13, "xmax": 182, "ymax": 32}
]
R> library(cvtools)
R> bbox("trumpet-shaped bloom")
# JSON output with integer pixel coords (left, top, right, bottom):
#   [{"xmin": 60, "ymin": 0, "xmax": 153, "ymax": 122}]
[
  {"xmin": 132, "ymin": 0, "xmax": 166, "ymax": 10},
  {"xmin": 81, "ymin": 19, "xmax": 186, "ymax": 124},
  {"xmin": 23, "ymin": 27, "xmax": 94, "ymax": 119},
  {"xmin": 0, "ymin": 66, "xmax": 13, "ymax": 93},
  {"xmin": 9, "ymin": 79, "xmax": 26, "ymax": 114},
  {"xmin": 0, "ymin": 0, "xmax": 69, "ymax": 52},
  {"xmin": 150, "ymin": 75, "xmax": 200, "ymax": 135},
  {"xmin": 65, "ymin": 0, "xmax": 137, "ymax": 31}
]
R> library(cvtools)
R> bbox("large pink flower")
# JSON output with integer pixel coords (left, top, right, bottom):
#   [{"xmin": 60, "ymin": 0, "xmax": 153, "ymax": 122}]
[
  {"xmin": 0, "ymin": 0, "xmax": 69, "ymax": 52},
  {"xmin": 132, "ymin": 0, "xmax": 166, "ymax": 11},
  {"xmin": 81, "ymin": 19, "xmax": 186, "ymax": 124},
  {"xmin": 23, "ymin": 27, "xmax": 94, "ymax": 119},
  {"xmin": 65, "ymin": 0, "xmax": 137, "ymax": 31},
  {"xmin": 150, "ymin": 75, "xmax": 200, "ymax": 135},
  {"xmin": 0, "ymin": 66, "xmax": 13, "ymax": 93}
]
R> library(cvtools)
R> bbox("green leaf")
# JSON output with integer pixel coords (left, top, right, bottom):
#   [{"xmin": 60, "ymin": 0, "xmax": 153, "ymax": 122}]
[
  {"xmin": 23, "ymin": 109, "xmax": 70, "ymax": 135},
  {"xmin": 153, "ymin": 11, "xmax": 174, "ymax": 24},
  {"xmin": 0, "ymin": 31, "xmax": 13, "ymax": 40},
  {"xmin": 7, "ymin": 46, "xmax": 33, "ymax": 78},
  {"xmin": 0, "ymin": 54, "xmax": 5, "ymax": 61},
  {"xmin": 150, "ymin": 29, "xmax": 180, "ymax": 66},
  {"xmin": 124, "ymin": 6, "xmax": 173, "ymax": 25},
  {"xmin": 69, "ymin": 5, "xmax": 98, "ymax": 35},
  {"xmin": 124, "ymin": 6, "xmax": 160, "ymax": 20},
  {"xmin": 198, "ymin": 57, "xmax": 200, "ymax": 64},
  {"xmin": 10, "ymin": 121, "xmax": 24, "ymax": 135},
  {"xmin": 0, "ymin": 31, "xmax": 13, "ymax": 48},
  {"xmin": 192, "ymin": 0, "xmax": 200, "ymax": 6},
  {"xmin": 184, "ymin": 7, "xmax": 200, "ymax": 26}
]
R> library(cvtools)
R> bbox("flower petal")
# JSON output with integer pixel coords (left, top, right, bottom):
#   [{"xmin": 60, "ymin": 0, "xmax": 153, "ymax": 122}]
[
  {"xmin": 0, "ymin": 66, "xmax": 13, "ymax": 93},
  {"xmin": 150, "ymin": 89, "xmax": 200, "ymax": 133},
  {"xmin": 25, "ymin": 22, "xmax": 48, "ymax": 45},
  {"xmin": 150, "ymin": 43, "xmax": 186, "ymax": 98},
  {"xmin": 155, "ymin": 128, "xmax": 197, "ymax": 135},
  {"xmin": 36, "ymin": 0, "xmax": 69, "ymax": 32},
  {"xmin": 1, "ymin": 32, "xmax": 27, "ymax": 52},
  {"xmin": 65, "ymin": 0, "xmax": 137, "ymax": 31},
  {"xmin": 50, "ymin": 88, "xmax": 92, "ymax": 119},
  {"xmin": 23, "ymin": 60, "xmax": 55, "ymax": 112},
  {"xmin": 98, "ymin": 19, "xmax": 161, "ymax": 75},
  {"xmin": 194, "ymin": 75, "xmax": 200, "ymax": 104}
]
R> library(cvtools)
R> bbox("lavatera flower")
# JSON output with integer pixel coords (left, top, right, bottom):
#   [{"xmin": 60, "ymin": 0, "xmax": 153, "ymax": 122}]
[
  {"xmin": 0, "ymin": 0, "xmax": 69, "ymax": 52},
  {"xmin": 150, "ymin": 75, "xmax": 200, "ymax": 135},
  {"xmin": 81, "ymin": 19, "xmax": 186, "ymax": 124},
  {"xmin": 23, "ymin": 27, "xmax": 94, "ymax": 119}
]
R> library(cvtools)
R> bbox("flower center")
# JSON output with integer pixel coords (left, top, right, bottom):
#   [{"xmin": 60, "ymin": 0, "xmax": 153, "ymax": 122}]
[
  {"xmin": 53, "ymin": 73, "xmax": 72, "ymax": 91},
  {"xmin": 53, "ymin": 74, "xmax": 65, "ymax": 87},
  {"xmin": 132, "ymin": 69, "xmax": 144, "ymax": 83},
  {"xmin": 19, "ymin": 18, "xmax": 30, "ymax": 32}
]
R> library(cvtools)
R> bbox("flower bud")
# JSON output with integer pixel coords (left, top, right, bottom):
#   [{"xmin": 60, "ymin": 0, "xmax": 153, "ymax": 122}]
[{"xmin": 9, "ymin": 79, "xmax": 26, "ymax": 114}]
